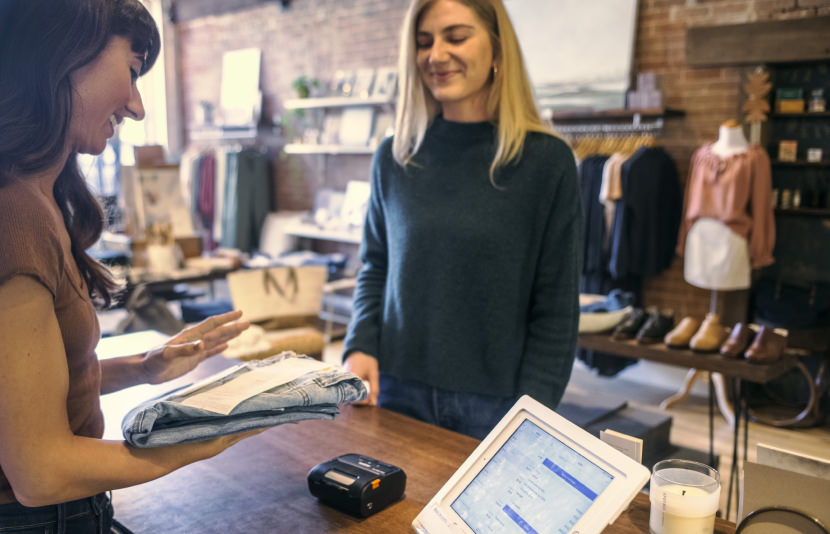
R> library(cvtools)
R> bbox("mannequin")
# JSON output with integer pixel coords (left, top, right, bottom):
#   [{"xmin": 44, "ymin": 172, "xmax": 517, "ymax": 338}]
[
  {"xmin": 666, "ymin": 119, "xmax": 769, "ymax": 424},
  {"xmin": 710, "ymin": 119, "xmax": 749, "ymax": 159}
]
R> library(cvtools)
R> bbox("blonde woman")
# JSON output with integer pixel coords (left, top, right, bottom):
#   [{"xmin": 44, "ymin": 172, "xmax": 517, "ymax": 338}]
[{"xmin": 343, "ymin": 0, "xmax": 582, "ymax": 439}]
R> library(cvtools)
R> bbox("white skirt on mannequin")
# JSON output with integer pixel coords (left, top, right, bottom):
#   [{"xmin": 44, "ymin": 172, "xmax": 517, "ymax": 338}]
[{"xmin": 684, "ymin": 218, "xmax": 750, "ymax": 290}]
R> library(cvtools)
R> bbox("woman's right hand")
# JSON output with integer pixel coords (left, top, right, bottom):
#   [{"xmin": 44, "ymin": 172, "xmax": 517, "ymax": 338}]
[
  {"xmin": 343, "ymin": 351, "xmax": 379, "ymax": 406},
  {"xmin": 178, "ymin": 427, "xmax": 270, "ymax": 464}
]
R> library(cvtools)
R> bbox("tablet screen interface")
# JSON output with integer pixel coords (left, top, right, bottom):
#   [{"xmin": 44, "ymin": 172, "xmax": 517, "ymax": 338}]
[{"xmin": 450, "ymin": 419, "xmax": 614, "ymax": 534}]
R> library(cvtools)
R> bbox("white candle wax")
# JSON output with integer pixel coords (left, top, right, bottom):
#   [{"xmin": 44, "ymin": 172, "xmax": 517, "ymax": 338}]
[{"xmin": 649, "ymin": 469, "xmax": 720, "ymax": 534}]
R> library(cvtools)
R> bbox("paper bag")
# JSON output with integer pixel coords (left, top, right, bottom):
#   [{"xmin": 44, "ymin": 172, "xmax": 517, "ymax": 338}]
[{"xmin": 227, "ymin": 266, "xmax": 327, "ymax": 322}]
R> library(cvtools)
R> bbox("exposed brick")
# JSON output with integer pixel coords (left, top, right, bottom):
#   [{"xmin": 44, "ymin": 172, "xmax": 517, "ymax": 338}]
[{"xmin": 175, "ymin": 0, "xmax": 827, "ymax": 305}]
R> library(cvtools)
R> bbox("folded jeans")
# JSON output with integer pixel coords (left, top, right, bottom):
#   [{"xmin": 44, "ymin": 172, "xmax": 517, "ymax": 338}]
[{"xmin": 122, "ymin": 352, "xmax": 367, "ymax": 447}]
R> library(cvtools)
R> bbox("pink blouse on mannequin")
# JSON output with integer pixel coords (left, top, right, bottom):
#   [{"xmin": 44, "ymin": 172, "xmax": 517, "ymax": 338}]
[{"xmin": 676, "ymin": 143, "xmax": 775, "ymax": 270}]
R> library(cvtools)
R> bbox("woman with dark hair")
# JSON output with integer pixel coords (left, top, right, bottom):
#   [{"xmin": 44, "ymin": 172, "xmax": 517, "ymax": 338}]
[
  {"xmin": 0, "ymin": 1, "xmax": 260, "ymax": 530},
  {"xmin": 343, "ymin": 0, "xmax": 582, "ymax": 439}
]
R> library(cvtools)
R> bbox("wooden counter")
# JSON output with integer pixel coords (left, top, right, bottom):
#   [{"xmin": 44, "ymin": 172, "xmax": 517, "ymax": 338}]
[{"xmin": 108, "ymin": 404, "xmax": 735, "ymax": 533}]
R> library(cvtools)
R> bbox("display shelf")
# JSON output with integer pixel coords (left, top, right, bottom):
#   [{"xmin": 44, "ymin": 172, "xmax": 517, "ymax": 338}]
[
  {"xmin": 549, "ymin": 107, "xmax": 685, "ymax": 121},
  {"xmin": 771, "ymin": 160, "xmax": 830, "ymax": 167},
  {"xmin": 283, "ymin": 143, "xmax": 376, "ymax": 155},
  {"xmin": 283, "ymin": 221, "xmax": 362, "ymax": 244},
  {"xmin": 188, "ymin": 125, "xmax": 282, "ymax": 144},
  {"xmin": 775, "ymin": 207, "xmax": 830, "ymax": 217},
  {"xmin": 283, "ymin": 95, "xmax": 394, "ymax": 110},
  {"xmin": 771, "ymin": 112, "xmax": 830, "ymax": 118}
]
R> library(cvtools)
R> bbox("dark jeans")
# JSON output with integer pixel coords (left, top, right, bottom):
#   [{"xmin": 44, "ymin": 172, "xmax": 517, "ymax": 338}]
[
  {"xmin": 378, "ymin": 373, "xmax": 516, "ymax": 440},
  {"xmin": 0, "ymin": 493, "xmax": 112, "ymax": 533}
]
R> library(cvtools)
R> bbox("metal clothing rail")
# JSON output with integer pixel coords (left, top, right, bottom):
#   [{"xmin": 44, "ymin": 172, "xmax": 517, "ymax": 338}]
[{"xmin": 554, "ymin": 116, "xmax": 664, "ymax": 136}]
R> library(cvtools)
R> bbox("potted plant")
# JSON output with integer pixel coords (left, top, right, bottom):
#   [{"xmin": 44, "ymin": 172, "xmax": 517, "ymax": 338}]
[{"xmin": 292, "ymin": 75, "xmax": 319, "ymax": 99}]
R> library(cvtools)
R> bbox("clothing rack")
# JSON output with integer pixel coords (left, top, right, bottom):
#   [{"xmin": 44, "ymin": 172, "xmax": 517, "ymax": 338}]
[{"xmin": 554, "ymin": 116, "xmax": 664, "ymax": 138}]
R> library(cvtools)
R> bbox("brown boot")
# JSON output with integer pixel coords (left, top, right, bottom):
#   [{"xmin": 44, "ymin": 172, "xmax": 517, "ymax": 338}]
[
  {"xmin": 719, "ymin": 323, "xmax": 756, "ymax": 358},
  {"xmin": 744, "ymin": 327, "xmax": 788, "ymax": 363},
  {"xmin": 689, "ymin": 313, "xmax": 727, "ymax": 353},
  {"xmin": 664, "ymin": 316, "xmax": 702, "ymax": 348}
]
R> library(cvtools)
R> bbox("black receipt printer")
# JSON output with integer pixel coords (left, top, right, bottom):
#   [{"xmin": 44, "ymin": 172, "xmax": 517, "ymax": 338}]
[{"xmin": 308, "ymin": 453, "xmax": 406, "ymax": 517}]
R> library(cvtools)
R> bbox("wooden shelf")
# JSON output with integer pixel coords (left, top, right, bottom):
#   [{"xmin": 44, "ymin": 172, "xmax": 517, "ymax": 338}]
[
  {"xmin": 283, "ymin": 95, "xmax": 394, "ymax": 110},
  {"xmin": 550, "ymin": 107, "xmax": 685, "ymax": 121},
  {"xmin": 577, "ymin": 334, "xmax": 796, "ymax": 384},
  {"xmin": 283, "ymin": 143, "xmax": 375, "ymax": 155},
  {"xmin": 771, "ymin": 159, "xmax": 830, "ymax": 167},
  {"xmin": 772, "ymin": 111, "xmax": 830, "ymax": 118},
  {"xmin": 775, "ymin": 207, "xmax": 830, "ymax": 217}
]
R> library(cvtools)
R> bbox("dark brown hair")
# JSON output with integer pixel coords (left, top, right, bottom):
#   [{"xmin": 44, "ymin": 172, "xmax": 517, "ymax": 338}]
[{"xmin": 0, "ymin": 0, "xmax": 161, "ymax": 307}]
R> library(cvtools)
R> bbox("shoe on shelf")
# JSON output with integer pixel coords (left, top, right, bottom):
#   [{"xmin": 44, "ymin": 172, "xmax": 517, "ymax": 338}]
[
  {"xmin": 611, "ymin": 308, "xmax": 646, "ymax": 340},
  {"xmin": 744, "ymin": 326, "xmax": 788, "ymax": 363},
  {"xmin": 664, "ymin": 316, "xmax": 702, "ymax": 348},
  {"xmin": 689, "ymin": 312, "xmax": 728, "ymax": 352},
  {"xmin": 636, "ymin": 307, "xmax": 675, "ymax": 345},
  {"xmin": 719, "ymin": 322, "xmax": 757, "ymax": 358}
]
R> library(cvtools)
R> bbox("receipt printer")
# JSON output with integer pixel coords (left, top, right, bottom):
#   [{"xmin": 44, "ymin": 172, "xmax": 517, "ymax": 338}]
[{"xmin": 308, "ymin": 453, "xmax": 406, "ymax": 517}]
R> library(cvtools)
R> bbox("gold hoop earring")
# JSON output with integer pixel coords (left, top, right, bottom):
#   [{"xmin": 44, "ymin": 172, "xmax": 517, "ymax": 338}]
[{"xmin": 493, "ymin": 64, "xmax": 499, "ymax": 74}]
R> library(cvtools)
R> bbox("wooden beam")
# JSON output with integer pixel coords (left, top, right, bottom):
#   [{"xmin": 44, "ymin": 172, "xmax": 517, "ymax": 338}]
[{"xmin": 687, "ymin": 16, "xmax": 830, "ymax": 67}]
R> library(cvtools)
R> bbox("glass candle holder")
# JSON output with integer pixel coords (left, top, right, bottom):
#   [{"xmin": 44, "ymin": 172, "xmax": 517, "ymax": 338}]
[{"xmin": 649, "ymin": 459, "xmax": 721, "ymax": 534}]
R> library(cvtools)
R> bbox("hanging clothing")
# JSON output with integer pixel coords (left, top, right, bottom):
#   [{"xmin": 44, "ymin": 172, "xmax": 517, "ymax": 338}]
[
  {"xmin": 577, "ymin": 154, "xmax": 641, "ymax": 377},
  {"xmin": 609, "ymin": 146, "xmax": 682, "ymax": 280},
  {"xmin": 221, "ymin": 148, "xmax": 271, "ymax": 252},
  {"xmin": 676, "ymin": 144, "xmax": 774, "ymax": 269},
  {"xmin": 197, "ymin": 153, "xmax": 216, "ymax": 250},
  {"xmin": 599, "ymin": 153, "xmax": 626, "ymax": 252},
  {"xmin": 580, "ymin": 155, "xmax": 610, "ymax": 279}
]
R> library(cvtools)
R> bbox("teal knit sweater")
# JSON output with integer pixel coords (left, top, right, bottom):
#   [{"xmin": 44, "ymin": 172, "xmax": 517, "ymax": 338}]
[{"xmin": 344, "ymin": 116, "xmax": 582, "ymax": 409}]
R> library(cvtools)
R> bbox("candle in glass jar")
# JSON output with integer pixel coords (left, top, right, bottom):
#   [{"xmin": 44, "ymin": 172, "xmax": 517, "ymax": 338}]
[{"xmin": 649, "ymin": 460, "xmax": 721, "ymax": 534}]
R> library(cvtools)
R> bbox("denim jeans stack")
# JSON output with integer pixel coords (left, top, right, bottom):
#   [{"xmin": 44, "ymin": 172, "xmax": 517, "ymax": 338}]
[{"xmin": 122, "ymin": 352, "xmax": 367, "ymax": 447}]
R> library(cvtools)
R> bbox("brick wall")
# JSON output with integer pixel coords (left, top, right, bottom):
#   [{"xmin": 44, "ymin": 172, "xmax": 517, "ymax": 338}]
[{"xmin": 175, "ymin": 0, "xmax": 830, "ymax": 318}]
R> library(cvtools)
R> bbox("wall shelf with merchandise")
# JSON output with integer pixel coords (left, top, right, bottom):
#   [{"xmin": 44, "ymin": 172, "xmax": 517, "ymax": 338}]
[
  {"xmin": 281, "ymin": 96, "xmax": 395, "ymax": 156},
  {"xmin": 762, "ymin": 59, "xmax": 830, "ymax": 284}
]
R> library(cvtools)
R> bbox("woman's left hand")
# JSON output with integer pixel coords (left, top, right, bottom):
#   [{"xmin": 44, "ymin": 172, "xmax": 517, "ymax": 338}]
[{"xmin": 142, "ymin": 310, "xmax": 250, "ymax": 384}]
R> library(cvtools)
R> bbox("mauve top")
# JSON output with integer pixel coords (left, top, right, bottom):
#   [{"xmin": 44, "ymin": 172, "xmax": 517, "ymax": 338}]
[
  {"xmin": 0, "ymin": 177, "xmax": 103, "ymax": 503},
  {"xmin": 676, "ymin": 144, "xmax": 775, "ymax": 269}
]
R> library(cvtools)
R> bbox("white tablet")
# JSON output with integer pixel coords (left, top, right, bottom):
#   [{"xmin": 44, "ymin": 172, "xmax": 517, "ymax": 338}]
[{"xmin": 412, "ymin": 395, "xmax": 650, "ymax": 534}]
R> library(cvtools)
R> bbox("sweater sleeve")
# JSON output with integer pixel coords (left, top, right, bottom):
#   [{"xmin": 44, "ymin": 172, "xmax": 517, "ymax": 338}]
[
  {"xmin": 342, "ymin": 142, "xmax": 390, "ymax": 361},
  {"xmin": 517, "ymin": 152, "xmax": 583, "ymax": 409},
  {"xmin": 748, "ymin": 148, "xmax": 775, "ymax": 268}
]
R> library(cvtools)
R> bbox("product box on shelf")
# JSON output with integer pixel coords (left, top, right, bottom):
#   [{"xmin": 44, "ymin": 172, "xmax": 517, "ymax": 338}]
[{"xmin": 778, "ymin": 140, "xmax": 798, "ymax": 162}]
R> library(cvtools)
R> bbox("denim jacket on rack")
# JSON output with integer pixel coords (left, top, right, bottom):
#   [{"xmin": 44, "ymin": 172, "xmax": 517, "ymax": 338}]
[{"xmin": 122, "ymin": 352, "xmax": 367, "ymax": 447}]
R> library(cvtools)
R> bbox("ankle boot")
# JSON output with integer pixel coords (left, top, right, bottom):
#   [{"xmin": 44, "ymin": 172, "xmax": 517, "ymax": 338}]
[
  {"xmin": 611, "ymin": 308, "xmax": 647, "ymax": 340},
  {"xmin": 719, "ymin": 323, "xmax": 756, "ymax": 358},
  {"xmin": 745, "ymin": 327, "xmax": 788, "ymax": 363},
  {"xmin": 689, "ymin": 313, "xmax": 727, "ymax": 352},
  {"xmin": 636, "ymin": 308, "xmax": 675, "ymax": 345},
  {"xmin": 664, "ymin": 316, "xmax": 702, "ymax": 348}
]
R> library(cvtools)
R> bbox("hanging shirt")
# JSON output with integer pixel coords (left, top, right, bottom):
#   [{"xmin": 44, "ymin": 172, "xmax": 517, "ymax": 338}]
[
  {"xmin": 599, "ymin": 153, "xmax": 626, "ymax": 252},
  {"xmin": 676, "ymin": 144, "xmax": 774, "ymax": 269}
]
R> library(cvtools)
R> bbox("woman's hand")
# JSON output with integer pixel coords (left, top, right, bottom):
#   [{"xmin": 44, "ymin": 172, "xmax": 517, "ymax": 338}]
[
  {"xmin": 343, "ymin": 351, "xmax": 379, "ymax": 406},
  {"xmin": 142, "ymin": 310, "xmax": 250, "ymax": 385}
]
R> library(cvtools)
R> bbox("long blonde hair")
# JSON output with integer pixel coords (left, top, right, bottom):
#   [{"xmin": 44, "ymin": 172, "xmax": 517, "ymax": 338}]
[{"xmin": 393, "ymin": 0, "xmax": 552, "ymax": 181}]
